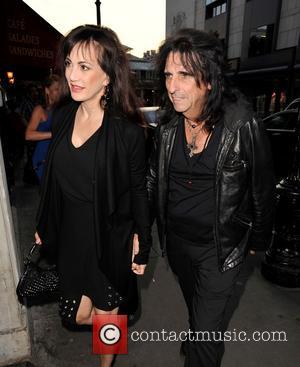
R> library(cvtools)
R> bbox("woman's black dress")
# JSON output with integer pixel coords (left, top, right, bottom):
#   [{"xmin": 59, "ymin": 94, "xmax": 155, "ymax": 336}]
[{"xmin": 52, "ymin": 118, "xmax": 123, "ymax": 323}]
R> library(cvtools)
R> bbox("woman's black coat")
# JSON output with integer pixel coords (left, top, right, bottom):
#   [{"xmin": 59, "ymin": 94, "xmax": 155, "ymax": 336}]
[{"xmin": 36, "ymin": 101, "xmax": 152, "ymax": 300}]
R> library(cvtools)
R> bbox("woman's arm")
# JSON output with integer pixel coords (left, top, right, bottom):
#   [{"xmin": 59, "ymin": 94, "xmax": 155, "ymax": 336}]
[
  {"xmin": 128, "ymin": 126, "xmax": 152, "ymax": 267},
  {"xmin": 25, "ymin": 105, "xmax": 52, "ymax": 141},
  {"xmin": 146, "ymin": 124, "xmax": 160, "ymax": 224}
]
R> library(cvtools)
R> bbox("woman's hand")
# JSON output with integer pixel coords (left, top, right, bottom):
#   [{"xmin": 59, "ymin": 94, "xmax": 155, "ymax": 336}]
[
  {"xmin": 35, "ymin": 232, "xmax": 42, "ymax": 245},
  {"xmin": 132, "ymin": 263, "xmax": 146, "ymax": 275},
  {"xmin": 131, "ymin": 233, "xmax": 146, "ymax": 275},
  {"xmin": 132, "ymin": 233, "xmax": 139, "ymax": 261}
]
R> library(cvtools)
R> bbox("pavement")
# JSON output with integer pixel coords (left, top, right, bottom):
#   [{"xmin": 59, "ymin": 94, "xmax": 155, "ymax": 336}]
[{"xmin": 10, "ymin": 177, "xmax": 300, "ymax": 367}]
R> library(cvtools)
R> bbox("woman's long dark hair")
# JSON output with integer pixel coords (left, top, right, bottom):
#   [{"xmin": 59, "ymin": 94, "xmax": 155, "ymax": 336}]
[
  {"xmin": 156, "ymin": 28, "xmax": 237, "ymax": 127},
  {"xmin": 57, "ymin": 25, "xmax": 144, "ymax": 126}
]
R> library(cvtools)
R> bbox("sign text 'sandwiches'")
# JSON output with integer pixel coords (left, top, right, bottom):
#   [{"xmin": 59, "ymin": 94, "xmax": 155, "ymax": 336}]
[{"xmin": 1, "ymin": 1, "xmax": 62, "ymax": 69}]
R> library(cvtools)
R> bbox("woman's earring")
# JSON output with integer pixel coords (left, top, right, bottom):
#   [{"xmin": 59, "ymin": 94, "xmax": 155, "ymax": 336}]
[{"xmin": 102, "ymin": 84, "xmax": 110, "ymax": 108}]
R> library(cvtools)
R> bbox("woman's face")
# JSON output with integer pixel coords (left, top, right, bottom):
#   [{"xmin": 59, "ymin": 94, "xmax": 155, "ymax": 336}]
[
  {"xmin": 46, "ymin": 81, "xmax": 61, "ymax": 106},
  {"xmin": 64, "ymin": 42, "xmax": 109, "ymax": 105}
]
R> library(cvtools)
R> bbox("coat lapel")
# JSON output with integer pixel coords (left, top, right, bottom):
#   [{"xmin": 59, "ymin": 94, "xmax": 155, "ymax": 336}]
[
  {"xmin": 94, "ymin": 111, "xmax": 118, "ymax": 222},
  {"xmin": 37, "ymin": 102, "xmax": 79, "ymax": 224}
]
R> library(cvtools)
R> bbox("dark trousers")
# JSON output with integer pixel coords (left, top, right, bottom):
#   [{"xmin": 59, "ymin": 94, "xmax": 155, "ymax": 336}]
[{"xmin": 166, "ymin": 231, "xmax": 242, "ymax": 367}]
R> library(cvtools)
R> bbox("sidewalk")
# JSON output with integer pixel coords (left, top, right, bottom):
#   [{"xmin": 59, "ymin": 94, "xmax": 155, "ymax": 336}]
[{"xmin": 13, "ymin": 181, "xmax": 300, "ymax": 367}]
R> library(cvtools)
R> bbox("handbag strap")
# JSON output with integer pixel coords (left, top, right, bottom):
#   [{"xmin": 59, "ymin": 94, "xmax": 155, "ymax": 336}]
[{"xmin": 24, "ymin": 243, "xmax": 39, "ymax": 265}]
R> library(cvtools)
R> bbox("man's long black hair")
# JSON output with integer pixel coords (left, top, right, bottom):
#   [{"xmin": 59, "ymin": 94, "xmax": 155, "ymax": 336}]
[{"xmin": 156, "ymin": 28, "xmax": 237, "ymax": 128}]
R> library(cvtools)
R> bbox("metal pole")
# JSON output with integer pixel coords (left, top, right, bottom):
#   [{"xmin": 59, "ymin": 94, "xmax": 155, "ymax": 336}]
[
  {"xmin": 225, "ymin": 0, "xmax": 232, "ymax": 59},
  {"xmin": 95, "ymin": 0, "xmax": 101, "ymax": 26}
]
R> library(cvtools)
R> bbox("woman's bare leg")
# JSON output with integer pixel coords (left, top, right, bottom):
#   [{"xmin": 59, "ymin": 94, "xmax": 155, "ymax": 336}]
[
  {"xmin": 94, "ymin": 306, "xmax": 119, "ymax": 367},
  {"xmin": 74, "ymin": 295, "xmax": 119, "ymax": 367},
  {"xmin": 75, "ymin": 295, "xmax": 95, "ymax": 325}
]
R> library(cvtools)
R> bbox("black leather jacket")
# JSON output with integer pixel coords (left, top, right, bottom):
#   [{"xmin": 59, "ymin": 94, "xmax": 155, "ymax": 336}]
[{"xmin": 147, "ymin": 97, "xmax": 275, "ymax": 272}]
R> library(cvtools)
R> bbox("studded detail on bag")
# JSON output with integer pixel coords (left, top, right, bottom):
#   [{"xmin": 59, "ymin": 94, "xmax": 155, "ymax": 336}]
[{"xmin": 16, "ymin": 243, "xmax": 59, "ymax": 305}]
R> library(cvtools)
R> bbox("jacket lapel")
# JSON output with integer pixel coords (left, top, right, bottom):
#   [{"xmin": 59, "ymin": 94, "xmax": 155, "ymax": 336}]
[
  {"xmin": 37, "ymin": 102, "xmax": 79, "ymax": 224},
  {"xmin": 93, "ymin": 111, "xmax": 118, "ymax": 228}
]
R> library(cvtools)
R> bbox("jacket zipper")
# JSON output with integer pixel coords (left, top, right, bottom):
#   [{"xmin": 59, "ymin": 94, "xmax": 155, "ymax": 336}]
[{"xmin": 235, "ymin": 216, "xmax": 253, "ymax": 228}]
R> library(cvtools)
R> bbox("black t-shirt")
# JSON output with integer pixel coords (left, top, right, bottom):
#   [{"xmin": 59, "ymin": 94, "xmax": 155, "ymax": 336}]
[
  {"xmin": 52, "ymin": 118, "xmax": 102, "ymax": 203},
  {"xmin": 167, "ymin": 118, "xmax": 223, "ymax": 244}
]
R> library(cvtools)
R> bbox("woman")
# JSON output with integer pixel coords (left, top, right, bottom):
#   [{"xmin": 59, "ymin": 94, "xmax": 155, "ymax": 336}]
[
  {"xmin": 25, "ymin": 74, "xmax": 61, "ymax": 182},
  {"xmin": 35, "ymin": 25, "xmax": 152, "ymax": 367}
]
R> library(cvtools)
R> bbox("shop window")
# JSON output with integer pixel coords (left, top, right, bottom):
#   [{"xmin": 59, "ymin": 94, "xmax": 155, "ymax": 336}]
[
  {"xmin": 248, "ymin": 24, "xmax": 274, "ymax": 57},
  {"xmin": 255, "ymin": 95, "xmax": 266, "ymax": 117},
  {"xmin": 206, "ymin": 0, "xmax": 227, "ymax": 19},
  {"xmin": 269, "ymin": 90, "xmax": 287, "ymax": 113},
  {"xmin": 206, "ymin": 0, "xmax": 218, "ymax": 5},
  {"xmin": 141, "ymin": 70, "xmax": 146, "ymax": 80}
]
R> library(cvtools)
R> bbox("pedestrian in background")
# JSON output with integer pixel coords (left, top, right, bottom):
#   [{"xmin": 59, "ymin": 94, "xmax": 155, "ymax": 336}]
[
  {"xmin": 35, "ymin": 25, "xmax": 152, "ymax": 367},
  {"xmin": 147, "ymin": 28, "xmax": 275, "ymax": 367},
  {"xmin": 18, "ymin": 83, "xmax": 40, "ymax": 123},
  {"xmin": 25, "ymin": 74, "xmax": 62, "ymax": 182},
  {"xmin": 18, "ymin": 83, "xmax": 41, "ymax": 184}
]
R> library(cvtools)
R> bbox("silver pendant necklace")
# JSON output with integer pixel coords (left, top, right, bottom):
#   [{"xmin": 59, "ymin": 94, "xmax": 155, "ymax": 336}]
[
  {"xmin": 186, "ymin": 119, "xmax": 204, "ymax": 158},
  {"xmin": 185, "ymin": 118, "xmax": 214, "ymax": 158},
  {"xmin": 187, "ymin": 137, "xmax": 198, "ymax": 158}
]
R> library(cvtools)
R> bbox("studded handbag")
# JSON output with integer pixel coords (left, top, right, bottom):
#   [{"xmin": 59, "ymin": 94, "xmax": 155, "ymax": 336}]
[{"xmin": 16, "ymin": 243, "xmax": 59, "ymax": 306}]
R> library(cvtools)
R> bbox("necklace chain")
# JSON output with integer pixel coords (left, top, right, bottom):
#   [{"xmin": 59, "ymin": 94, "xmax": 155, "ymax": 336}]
[{"xmin": 185, "ymin": 119, "xmax": 205, "ymax": 158}]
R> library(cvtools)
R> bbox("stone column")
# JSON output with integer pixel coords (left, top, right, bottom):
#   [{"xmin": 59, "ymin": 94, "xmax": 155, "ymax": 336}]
[{"xmin": 0, "ymin": 142, "xmax": 31, "ymax": 366}]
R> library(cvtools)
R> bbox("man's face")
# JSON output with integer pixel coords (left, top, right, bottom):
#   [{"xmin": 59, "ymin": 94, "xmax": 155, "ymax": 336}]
[{"xmin": 164, "ymin": 51, "xmax": 211, "ymax": 120}]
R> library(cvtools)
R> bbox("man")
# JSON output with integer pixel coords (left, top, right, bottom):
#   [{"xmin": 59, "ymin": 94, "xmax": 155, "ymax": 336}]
[{"xmin": 147, "ymin": 29, "xmax": 275, "ymax": 366}]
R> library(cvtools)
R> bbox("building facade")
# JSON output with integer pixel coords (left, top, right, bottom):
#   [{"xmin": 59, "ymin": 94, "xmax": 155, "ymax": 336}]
[
  {"xmin": 129, "ymin": 53, "xmax": 158, "ymax": 106},
  {"xmin": 0, "ymin": 0, "xmax": 62, "ymax": 89},
  {"xmin": 166, "ymin": 0, "xmax": 300, "ymax": 116}
]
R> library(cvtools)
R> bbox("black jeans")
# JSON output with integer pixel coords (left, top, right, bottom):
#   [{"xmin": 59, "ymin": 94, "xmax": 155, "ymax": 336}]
[{"xmin": 166, "ymin": 231, "xmax": 242, "ymax": 367}]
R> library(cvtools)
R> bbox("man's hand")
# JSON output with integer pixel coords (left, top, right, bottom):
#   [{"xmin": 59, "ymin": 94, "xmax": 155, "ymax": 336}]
[{"xmin": 131, "ymin": 233, "xmax": 147, "ymax": 275}]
